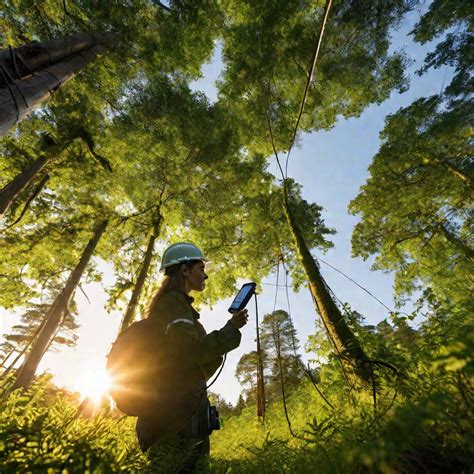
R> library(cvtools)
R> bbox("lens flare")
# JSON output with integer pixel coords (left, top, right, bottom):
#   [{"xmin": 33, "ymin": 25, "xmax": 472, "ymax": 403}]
[{"xmin": 74, "ymin": 366, "xmax": 112, "ymax": 404}]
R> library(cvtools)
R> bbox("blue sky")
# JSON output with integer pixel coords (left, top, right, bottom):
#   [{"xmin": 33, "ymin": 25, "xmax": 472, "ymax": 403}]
[{"xmin": 1, "ymin": 4, "xmax": 453, "ymax": 404}]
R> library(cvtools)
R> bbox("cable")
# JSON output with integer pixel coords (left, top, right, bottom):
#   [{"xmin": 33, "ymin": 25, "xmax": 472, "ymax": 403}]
[
  {"xmin": 254, "ymin": 291, "xmax": 266, "ymax": 419},
  {"xmin": 316, "ymin": 256, "xmax": 402, "ymax": 316},
  {"xmin": 179, "ymin": 352, "xmax": 228, "ymax": 433},
  {"xmin": 280, "ymin": 257, "xmax": 335, "ymax": 410},
  {"xmin": 0, "ymin": 67, "xmax": 21, "ymax": 122},
  {"xmin": 272, "ymin": 259, "xmax": 280, "ymax": 313},
  {"xmin": 284, "ymin": 0, "xmax": 333, "ymax": 179},
  {"xmin": 310, "ymin": 290, "xmax": 354, "ymax": 390},
  {"xmin": 8, "ymin": 45, "xmax": 23, "ymax": 79}
]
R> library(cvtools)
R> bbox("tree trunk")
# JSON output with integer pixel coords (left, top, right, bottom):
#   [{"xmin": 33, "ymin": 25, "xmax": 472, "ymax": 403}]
[
  {"xmin": 119, "ymin": 233, "xmax": 156, "ymax": 332},
  {"xmin": 0, "ymin": 43, "xmax": 107, "ymax": 137},
  {"xmin": 119, "ymin": 216, "xmax": 163, "ymax": 332},
  {"xmin": 11, "ymin": 219, "xmax": 108, "ymax": 390},
  {"xmin": 0, "ymin": 32, "xmax": 115, "ymax": 79},
  {"xmin": 0, "ymin": 155, "xmax": 49, "ymax": 219},
  {"xmin": 283, "ymin": 192, "xmax": 370, "ymax": 383},
  {"xmin": 5, "ymin": 174, "xmax": 50, "ymax": 227},
  {"xmin": 255, "ymin": 296, "xmax": 266, "ymax": 418}
]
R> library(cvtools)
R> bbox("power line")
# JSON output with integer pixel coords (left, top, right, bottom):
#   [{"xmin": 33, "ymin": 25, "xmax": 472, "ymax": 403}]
[
  {"xmin": 272, "ymin": 259, "xmax": 280, "ymax": 313},
  {"xmin": 284, "ymin": 0, "xmax": 333, "ymax": 179},
  {"xmin": 315, "ymin": 256, "xmax": 409, "ymax": 317}
]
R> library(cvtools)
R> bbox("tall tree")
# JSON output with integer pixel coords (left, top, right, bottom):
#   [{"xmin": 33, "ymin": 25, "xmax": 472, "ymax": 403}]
[
  {"xmin": 237, "ymin": 310, "xmax": 305, "ymax": 405},
  {"xmin": 0, "ymin": 32, "xmax": 117, "ymax": 136},
  {"xmin": 118, "ymin": 210, "xmax": 163, "ymax": 332},
  {"xmin": 219, "ymin": 0, "xmax": 412, "ymax": 155},
  {"xmin": 350, "ymin": 96, "xmax": 473, "ymax": 310},
  {"xmin": 216, "ymin": 0, "xmax": 415, "ymax": 381},
  {"xmin": 235, "ymin": 351, "xmax": 260, "ymax": 403},
  {"xmin": 260, "ymin": 310, "xmax": 305, "ymax": 401},
  {"xmin": 1, "ymin": 300, "xmax": 79, "ymax": 379},
  {"xmin": 12, "ymin": 219, "xmax": 108, "ymax": 390},
  {"xmin": 283, "ymin": 186, "xmax": 370, "ymax": 381}
]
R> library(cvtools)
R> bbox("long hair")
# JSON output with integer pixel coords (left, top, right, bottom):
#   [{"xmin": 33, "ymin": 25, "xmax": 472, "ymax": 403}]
[{"xmin": 145, "ymin": 260, "xmax": 200, "ymax": 318}]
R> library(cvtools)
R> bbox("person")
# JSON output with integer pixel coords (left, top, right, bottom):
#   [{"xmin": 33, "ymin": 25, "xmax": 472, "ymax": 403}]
[{"xmin": 136, "ymin": 242, "xmax": 248, "ymax": 473}]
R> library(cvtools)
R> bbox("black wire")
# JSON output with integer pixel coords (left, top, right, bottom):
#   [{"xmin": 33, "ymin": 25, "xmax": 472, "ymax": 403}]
[
  {"xmin": 272, "ymin": 260, "xmax": 280, "ymax": 313},
  {"xmin": 309, "ymin": 291, "xmax": 354, "ymax": 391},
  {"xmin": 255, "ymin": 290, "xmax": 266, "ymax": 420},
  {"xmin": 316, "ymin": 256, "xmax": 404, "ymax": 316},
  {"xmin": 280, "ymin": 258, "xmax": 335, "ymax": 410},
  {"xmin": 1, "ymin": 64, "xmax": 28, "ymax": 108},
  {"xmin": 205, "ymin": 353, "xmax": 227, "ymax": 391},
  {"xmin": 184, "ymin": 353, "xmax": 228, "ymax": 426},
  {"xmin": 8, "ymin": 46, "xmax": 23, "ymax": 79},
  {"xmin": 284, "ymin": 0, "xmax": 333, "ymax": 180}
]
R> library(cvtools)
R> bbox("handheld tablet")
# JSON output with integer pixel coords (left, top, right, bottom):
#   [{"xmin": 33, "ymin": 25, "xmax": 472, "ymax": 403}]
[{"xmin": 228, "ymin": 282, "xmax": 256, "ymax": 313}]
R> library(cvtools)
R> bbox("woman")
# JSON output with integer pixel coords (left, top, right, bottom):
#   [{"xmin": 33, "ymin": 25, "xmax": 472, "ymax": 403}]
[{"xmin": 136, "ymin": 242, "xmax": 248, "ymax": 473}]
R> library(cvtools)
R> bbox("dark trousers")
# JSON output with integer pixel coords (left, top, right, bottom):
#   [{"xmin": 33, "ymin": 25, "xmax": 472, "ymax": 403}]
[{"xmin": 138, "ymin": 391, "xmax": 211, "ymax": 472}]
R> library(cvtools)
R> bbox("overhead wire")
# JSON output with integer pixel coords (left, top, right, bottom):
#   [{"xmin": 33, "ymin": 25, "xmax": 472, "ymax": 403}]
[
  {"xmin": 272, "ymin": 258, "xmax": 280, "ymax": 313},
  {"xmin": 265, "ymin": 0, "xmax": 348, "ymax": 418},
  {"xmin": 316, "ymin": 256, "xmax": 403, "ymax": 316},
  {"xmin": 284, "ymin": 0, "xmax": 333, "ymax": 180}
]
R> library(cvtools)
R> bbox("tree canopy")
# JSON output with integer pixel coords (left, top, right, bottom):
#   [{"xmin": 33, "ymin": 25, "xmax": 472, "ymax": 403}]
[{"xmin": 350, "ymin": 1, "xmax": 473, "ymax": 314}]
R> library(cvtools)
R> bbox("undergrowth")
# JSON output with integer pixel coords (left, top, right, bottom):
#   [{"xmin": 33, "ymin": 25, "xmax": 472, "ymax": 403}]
[{"xmin": 0, "ymin": 315, "xmax": 472, "ymax": 473}]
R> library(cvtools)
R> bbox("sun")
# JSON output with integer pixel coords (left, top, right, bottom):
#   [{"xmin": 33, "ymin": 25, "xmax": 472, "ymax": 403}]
[{"xmin": 74, "ymin": 365, "xmax": 112, "ymax": 404}]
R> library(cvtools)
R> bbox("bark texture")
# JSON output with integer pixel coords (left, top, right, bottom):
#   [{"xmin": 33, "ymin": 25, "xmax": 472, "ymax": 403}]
[
  {"xmin": 283, "ymin": 191, "xmax": 370, "ymax": 383},
  {"xmin": 12, "ymin": 219, "xmax": 108, "ymax": 390},
  {"xmin": 0, "ymin": 32, "xmax": 115, "ymax": 79},
  {"xmin": 0, "ymin": 44, "xmax": 105, "ymax": 137},
  {"xmin": 0, "ymin": 31, "xmax": 118, "ymax": 137}
]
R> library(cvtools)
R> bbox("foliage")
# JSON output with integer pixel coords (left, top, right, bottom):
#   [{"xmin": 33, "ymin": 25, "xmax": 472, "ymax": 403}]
[
  {"xmin": 350, "ymin": 0, "xmax": 473, "ymax": 312},
  {"xmin": 1, "ymin": 301, "xmax": 472, "ymax": 473},
  {"xmin": 0, "ymin": 375, "xmax": 147, "ymax": 473},
  {"xmin": 0, "ymin": 299, "xmax": 79, "ymax": 362},
  {"xmin": 0, "ymin": 0, "xmax": 472, "ymax": 471},
  {"xmin": 218, "ymin": 0, "xmax": 412, "ymax": 155},
  {"xmin": 411, "ymin": 0, "xmax": 473, "ymax": 99},
  {"xmin": 211, "ymin": 303, "xmax": 473, "ymax": 473},
  {"xmin": 237, "ymin": 310, "xmax": 305, "ymax": 404}
]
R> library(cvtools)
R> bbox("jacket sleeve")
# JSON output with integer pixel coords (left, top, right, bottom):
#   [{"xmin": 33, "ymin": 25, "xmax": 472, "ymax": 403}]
[
  {"xmin": 202, "ymin": 356, "xmax": 224, "ymax": 380},
  {"xmin": 164, "ymin": 295, "xmax": 241, "ymax": 366}
]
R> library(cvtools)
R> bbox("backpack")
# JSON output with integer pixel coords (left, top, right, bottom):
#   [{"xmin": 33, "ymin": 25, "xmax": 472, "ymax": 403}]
[{"xmin": 106, "ymin": 317, "xmax": 171, "ymax": 417}]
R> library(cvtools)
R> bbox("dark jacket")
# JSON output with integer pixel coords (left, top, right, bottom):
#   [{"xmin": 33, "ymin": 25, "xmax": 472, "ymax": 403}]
[{"xmin": 136, "ymin": 290, "xmax": 241, "ymax": 452}]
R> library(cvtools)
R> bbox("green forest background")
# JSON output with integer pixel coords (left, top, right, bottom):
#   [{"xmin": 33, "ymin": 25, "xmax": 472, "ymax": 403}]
[{"xmin": 0, "ymin": 0, "xmax": 472, "ymax": 472}]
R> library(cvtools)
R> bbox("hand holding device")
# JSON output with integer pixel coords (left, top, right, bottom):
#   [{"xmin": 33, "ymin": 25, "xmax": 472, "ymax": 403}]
[{"xmin": 230, "ymin": 309, "xmax": 248, "ymax": 329}]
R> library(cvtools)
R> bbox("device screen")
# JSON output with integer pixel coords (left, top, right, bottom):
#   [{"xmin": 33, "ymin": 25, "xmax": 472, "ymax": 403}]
[{"xmin": 229, "ymin": 283, "xmax": 256, "ymax": 313}]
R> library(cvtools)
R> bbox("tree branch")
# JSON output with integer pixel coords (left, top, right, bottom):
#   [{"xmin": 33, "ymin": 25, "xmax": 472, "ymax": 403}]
[{"xmin": 5, "ymin": 174, "xmax": 50, "ymax": 229}]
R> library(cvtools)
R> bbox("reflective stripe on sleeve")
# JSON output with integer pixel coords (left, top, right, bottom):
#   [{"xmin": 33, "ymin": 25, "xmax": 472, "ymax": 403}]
[{"xmin": 165, "ymin": 318, "xmax": 194, "ymax": 335}]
